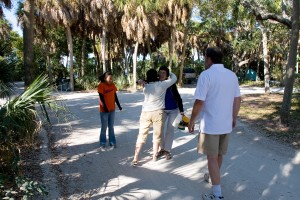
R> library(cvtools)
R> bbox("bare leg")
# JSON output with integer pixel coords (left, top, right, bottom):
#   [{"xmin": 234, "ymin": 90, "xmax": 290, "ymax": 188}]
[
  {"xmin": 207, "ymin": 155, "xmax": 221, "ymax": 185},
  {"xmin": 153, "ymin": 142, "xmax": 159, "ymax": 160},
  {"xmin": 218, "ymin": 154, "xmax": 223, "ymax": 169},
  {"xmin": 133, "ymin": 143, "xmax": 143, "ymax": 161}
]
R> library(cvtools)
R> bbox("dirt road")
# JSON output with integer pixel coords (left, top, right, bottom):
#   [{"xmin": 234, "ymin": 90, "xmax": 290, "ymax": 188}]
[{"xmin": 41, "ymin": 88, "xmax": 300, "ymax": 200}]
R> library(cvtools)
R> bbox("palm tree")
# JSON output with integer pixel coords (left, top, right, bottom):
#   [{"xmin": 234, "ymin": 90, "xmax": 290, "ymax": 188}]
[
  {"xmin": 23, "ymin": 0, "xmax": 35, "ymax": 87},
  {"xmin": 163, "ymin": 0, "xmax": 193, "ymax": 71},
  {"xmin": 87, "ymin": 0, "xmax": 119, "ymax": 73},
  {"xmin": 37, "ymin": 0, "xmax": 80, "ymax": 91},
  {"xmin": 119, "ymin": 0, "xmax": 167, "ymax": 89},
  {"xmin": 0, "ymin": 0, "xmax": 11, "ymax": 18}
]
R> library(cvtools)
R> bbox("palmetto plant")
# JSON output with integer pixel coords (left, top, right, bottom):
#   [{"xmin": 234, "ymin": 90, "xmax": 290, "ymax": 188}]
[{"xmin": 0, "ymin": 68, "xmax": 65, "ymax": 198}]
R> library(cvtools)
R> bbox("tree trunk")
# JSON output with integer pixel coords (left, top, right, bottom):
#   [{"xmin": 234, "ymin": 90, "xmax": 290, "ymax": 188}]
[
  {"xmin": 81, "ymin": 32, "xmax": 86, "ymax": 77},
  {"xmin": 123, "ymin": 39, "xmax": 131, "ymax": 84},
  {"xmin": 280, "ymin": 0, "xmax": 299, "ymax": 126},
  {"xmin": 66, "ymin": 26, "xmax": 74, "ymax": 91},
  {"xmin": 133, "ymin": 42, "xmax": 139, "ymax": 90},
  {"xmin": 197, "ymin": 48, "xmax": 201, "ymax": 66},
  {"xmin": 108, "ymin": 38, "xmax": 113, "ymax": 72},
  {"xmin": 146, "ymin": 38, "xmax": 153, "ymax": 68},
  {"xmin": 92, "ymin": 34, "xmax": 101, "ymax": 77},
  {"xmin": 258, "ymin": 20, "xmax": 270, "ymax": 93},
  {"xmin": 101, "ymin": 29, "xmax": 107, "ymax": 72},
  {"xmin": 178, "ymin": 24, "xmax": 189, "ymax": 87},
  {"xmin": 168, "ymin": 27, "xmax": 175, "ymax": 70},
  {"xmin": 256, "ymin": 60, "xmax": 260, "ymax": 82},
  {"xmin": 23, "ymin": 0, "xmax": 35, "ymax": 88},
  {"xmin": 46, "ymin": 54, "xmax": 53, "ymax": 84}
]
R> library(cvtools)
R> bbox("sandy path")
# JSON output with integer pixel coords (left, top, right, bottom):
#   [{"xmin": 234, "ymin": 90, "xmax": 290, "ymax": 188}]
[{"xmin": 42, "ymin": 88, "xmax": 300, "ymax": 200}]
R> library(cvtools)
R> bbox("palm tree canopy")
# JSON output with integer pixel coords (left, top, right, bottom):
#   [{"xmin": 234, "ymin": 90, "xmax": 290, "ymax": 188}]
[{"xmin": 0, "ymin": 0, "xmax": 12, "ymax": 18}]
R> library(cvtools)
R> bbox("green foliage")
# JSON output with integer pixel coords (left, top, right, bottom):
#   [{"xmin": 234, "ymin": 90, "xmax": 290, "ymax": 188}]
[
  {"xmin": 295, "ymin": 73, "xmax": 300, "ymax": 89},
  {"xmin": 0, "ymin": 75, "xmax": 66, "ymax": 199},
  {"xmin": 75, "ymin": 75, "xmax": 99, "ymax": 90},
  {"xmin": 0, "ymin": 176, "xmax": 48, "ymax": 199},
  {"xmin": 240, "ymin": 80, "xmax": 264, "ymax": 87},
  {"xmin": 114, "ymin": 74, "xmax": 129, "ymax": 90},
  {"xmin": 0, "ymin": 59, "xmax": 15, "ymax": 98}
]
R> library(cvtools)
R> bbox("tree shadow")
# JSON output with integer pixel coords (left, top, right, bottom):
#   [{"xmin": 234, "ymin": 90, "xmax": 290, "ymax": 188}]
[{"xmin": 42, "ymin": 90, "xmax": 300, "ymax": 200}]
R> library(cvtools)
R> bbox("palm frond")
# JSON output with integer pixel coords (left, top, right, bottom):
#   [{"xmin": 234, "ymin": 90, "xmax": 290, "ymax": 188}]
[{"xmin": 1, "ymin": 74, "xmax": 66, "ymax": 146}]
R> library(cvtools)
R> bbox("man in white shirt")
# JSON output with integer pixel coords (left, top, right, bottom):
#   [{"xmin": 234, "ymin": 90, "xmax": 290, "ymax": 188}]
[{"xmin": 188, "ymin": 47, "xmax": 241, "ymax": 200}]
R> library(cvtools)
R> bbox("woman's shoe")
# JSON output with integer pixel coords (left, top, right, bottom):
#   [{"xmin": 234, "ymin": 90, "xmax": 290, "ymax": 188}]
[
  {"xmin": 131, "ymin": 160, "xmax": 138, "ymax": 166},
  {"xmin": 153, "ymin": 154, "xmax": 158, "ymax": 161},
  {"xmin": 165, "ymin": 151, "xmax": 172, "ymax": 160},
  {"xmin": 156, "ymin": 149, "xmax": 166, "ymax": 158}
]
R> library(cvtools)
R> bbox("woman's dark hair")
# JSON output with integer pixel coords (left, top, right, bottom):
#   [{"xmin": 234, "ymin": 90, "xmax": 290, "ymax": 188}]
[
  {"xmin": 205, "ymin": 47, "xmax": 223, "ymax": 64},
  {"xmin": 99, "ymin": 71, "xmax": 113, "ymax": 82},
  {"xmin": 146, "ymin": 69, "xmax": 158, "ymax": 83},
  {"xmin": 159, "ymin": 66, "xmax": 170, "ymax": 77}
]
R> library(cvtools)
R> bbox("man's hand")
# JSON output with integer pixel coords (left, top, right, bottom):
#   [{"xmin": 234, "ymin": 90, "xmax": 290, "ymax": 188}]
[
  {"xmin": 189, "ymin": 99, "xmax": 204, "ymax": 134},
  {"xmin": 188, "ymin": 121, "xmax": 195, "ymax": 134},
  {"xmin": 232, "ymin": 119, "xmax": 236, "ymax": 128}
]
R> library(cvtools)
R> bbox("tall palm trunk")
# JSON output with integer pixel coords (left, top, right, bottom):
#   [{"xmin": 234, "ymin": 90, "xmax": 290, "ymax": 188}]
[
  {"xmin": 280, "ymin": 0, "xmax": 299, "ymax": 126},
  {"xmin": 147, "ymin": 38, "xmax": 153, "ymax": 68},
  {"xmin": 101, "ymin": 29, "xmax": 107, "ymax": 72},
  {"xmin": 81, "ymin": 32, "xmax": 86, "ymax": 77},
  {"xmin": 168, "ymin": 27, "xmax": 175, "ymax": 70},
  {"xmin": 178, "ymin": 23, "xmax": 189, "ymax": 87},
  {"xmin": 92, "ymin": 34, "xmax": 101, "ymax": 77},
  {"xmin": 123, "ymin": 39, "xmax": 131, "ymax": 84},
  {"xmin": 66, "ymin": 26, "xmax": 74, "ymax": 91},
  {"xmin": 133, "ymin": 41, "xmax": 139, "ymax": 90},
  {"xmin": 108, "ymin": 38, "xmax": 112, "ymax": 72},
  {"xmin": 258, "ymin": 20, "xmax": 270, "ymax": 93},
  {"xmin": 23, "ymin": 0, "xmax": 35, "ymax": 88}
]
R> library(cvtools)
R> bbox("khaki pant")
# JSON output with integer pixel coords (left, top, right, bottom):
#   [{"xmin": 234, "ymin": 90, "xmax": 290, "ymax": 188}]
[
  {"xmin": 137, "ymin": 110, "xmax": 165, "ymax": 144},
  {"xmin": 198, "ymin": 133, "xmax": 230, "ymax": 155}
]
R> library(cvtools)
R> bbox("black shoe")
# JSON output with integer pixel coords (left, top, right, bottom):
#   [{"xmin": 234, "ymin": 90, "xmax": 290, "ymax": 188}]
[
  {"xmin": 165, "ymin": 151, "xmax": 172, "ymax": 160},
  {"xmin": 157, "ymin": 149, "xmax": 166, "ymax": 158}
]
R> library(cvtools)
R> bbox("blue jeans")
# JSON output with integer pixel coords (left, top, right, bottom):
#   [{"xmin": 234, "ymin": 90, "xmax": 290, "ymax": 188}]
[{"xmin": 100, "ymin": 111, "xmax": 116, "ymax": 146}]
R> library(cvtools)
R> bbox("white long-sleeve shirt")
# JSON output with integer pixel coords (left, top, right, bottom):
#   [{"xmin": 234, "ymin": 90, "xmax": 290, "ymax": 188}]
[{"xmin": 142, "ymin": 72, "xmax": 177, "ymax": 112}]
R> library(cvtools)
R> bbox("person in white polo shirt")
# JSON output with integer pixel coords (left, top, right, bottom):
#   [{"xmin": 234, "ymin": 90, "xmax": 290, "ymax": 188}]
[{"xmin": 188, "ymin": 47, "xmax": 241, "ymax": 200}]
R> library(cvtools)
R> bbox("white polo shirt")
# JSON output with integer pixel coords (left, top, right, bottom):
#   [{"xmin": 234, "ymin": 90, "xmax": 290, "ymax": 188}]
[
  {"xmin": 142, "ymin": 72, "xmax": 177, "ymax": 112},
  {"xmin": 194, "ymin": 64, "xmax": 241, "ymax": 134}
]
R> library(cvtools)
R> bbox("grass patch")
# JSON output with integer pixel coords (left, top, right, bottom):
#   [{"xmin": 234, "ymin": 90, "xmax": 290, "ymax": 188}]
[
  {"xmin": 240, "ymin": 80, "xmax": 264, "ymax": 87},
  {"xmin": 239, "ymin": 93, "xmax": 300, "ymax": 149}
]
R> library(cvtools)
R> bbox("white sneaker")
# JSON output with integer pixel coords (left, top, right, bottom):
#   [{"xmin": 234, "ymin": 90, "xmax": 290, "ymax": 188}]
[
  {"xmin": 202, "ymin": 193, "xmax": 224, "ymax": 200},
  {"xmin": 98, "ymin": 145, "xmax": 106, "ymax": 151},
  {"xmin": 204, "ymin": 173, "xmax": 210, "ymax": 183}
]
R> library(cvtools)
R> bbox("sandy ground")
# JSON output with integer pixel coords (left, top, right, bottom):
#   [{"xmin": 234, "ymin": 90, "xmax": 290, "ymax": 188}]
[{"xmin": 38, "ymin": 87, "xmax": 300, "ymax": 200}]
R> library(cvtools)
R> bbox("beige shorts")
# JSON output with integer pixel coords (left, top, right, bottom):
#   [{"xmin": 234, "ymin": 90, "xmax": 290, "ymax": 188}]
[
  {"xmin": 197, "ymin": 133, "xmax": 230, "ymax": 155},
  {"xmin": 136, "ymin": 110, "xmax": 165, "ymax": 144}
]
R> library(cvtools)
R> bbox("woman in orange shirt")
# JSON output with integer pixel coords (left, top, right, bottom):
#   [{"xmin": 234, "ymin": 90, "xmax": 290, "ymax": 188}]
[{"xmin": 98, "ymin": 72, "xmax": 122, "ymax": 149}]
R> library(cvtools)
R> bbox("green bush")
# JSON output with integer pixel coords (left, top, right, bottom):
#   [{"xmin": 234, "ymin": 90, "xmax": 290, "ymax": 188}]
[
  {"xmin": 115, "ymin": 74, "xmax": 129, "ymax": 90},
  {"xmin": 0, "ymin": 176, "xmax": 48, "ymax": 199},
  {"xmin": 75, "ymin": 75, "xmax": 98, "ymax": 91},
  {"xmin": 0, "ymin": 75, "xmax": 66, "ymax": 199},
  {"xmin": 295, "ymin": 73, "xmax": 300, "ymax": 89}
]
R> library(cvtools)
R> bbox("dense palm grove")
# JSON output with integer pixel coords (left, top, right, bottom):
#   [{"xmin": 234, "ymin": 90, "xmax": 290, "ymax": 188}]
[{"xmin": 0, "ymin": 0, "xmax": 299, "ymax": 198}]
